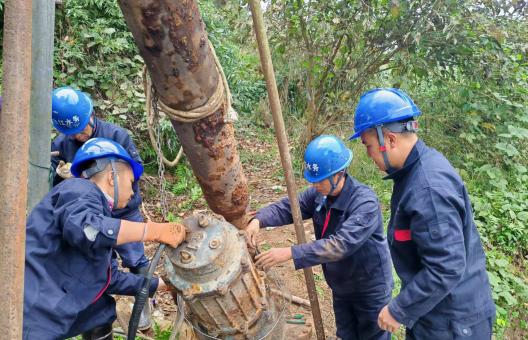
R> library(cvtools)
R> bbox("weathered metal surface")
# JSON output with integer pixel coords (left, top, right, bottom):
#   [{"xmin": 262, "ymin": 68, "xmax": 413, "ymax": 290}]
[
  {"xmin": 0, "ymin": 0, "xmax": 33, "ymax": 337},
  {"xmin": 27, "ymin": 0, "xmax": 55, "ymax": 211},
  {"xmin": 164, "ymin": 213, "xmax": 285, "ymax": 339},
  {"xmin": 118, "ymin": 0, "xmax": 217, "ymax": 111},
  {"xmin": 118, "ymin": 0, "xmax": 249, "ymax": 228},
  {"xmin": 171, "ymin": 112, "xmax": 249, "ymax": 227}
]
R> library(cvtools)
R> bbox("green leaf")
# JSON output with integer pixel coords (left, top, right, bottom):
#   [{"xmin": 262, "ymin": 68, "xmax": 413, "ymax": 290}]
[
  {"xmin": 494, "ymin": 259, "xmax": 509, "ymax": 268},
  {"xmin": 517, "ymin": 211, "xmax": 528, "ymax": 222}
]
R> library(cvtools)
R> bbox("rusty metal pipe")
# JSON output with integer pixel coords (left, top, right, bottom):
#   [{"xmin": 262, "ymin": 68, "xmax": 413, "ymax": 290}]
[
  {"xmin": 248, "ymin": 1, "xmax": 326, "ymax": 339},
  {"xmin": 0, "ymin": 0, "xmax": 33, "ymax": 337},
  {"xmin": 27, "ymin": 0, "xmax": 55, "ymax": 211},
  {"xmin": 118, "ymin": 0, "xmax": 249, "ymax": 228}
]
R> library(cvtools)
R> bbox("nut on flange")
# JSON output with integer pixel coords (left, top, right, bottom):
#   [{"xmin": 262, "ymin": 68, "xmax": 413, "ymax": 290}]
[
  {"xmin": 198, "ymin": 214, "xmax": 210, "ymax": 227},
  {"xmin": 209, "ymin": 238, "xmax": 221, "ymax": 249},
  {"xmin": 180, "ymin": 250, "xmax": 194, "ymax": 264}
]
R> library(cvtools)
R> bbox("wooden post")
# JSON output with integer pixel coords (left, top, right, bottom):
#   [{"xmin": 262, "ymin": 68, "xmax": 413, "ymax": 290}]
[{"xmin": 248, "ymin": 1, "xmax": 326, "ymax": 339}]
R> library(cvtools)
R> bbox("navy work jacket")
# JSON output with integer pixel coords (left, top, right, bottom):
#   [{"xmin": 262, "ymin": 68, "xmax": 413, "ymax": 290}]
[
  {"xmin": 256, "ymin": 175, "xmax": 393, "ymax": 298},
  {"xmin": 23, "ymin": 179, "xmax": 158, "ymax": 339},
  {"xmin": 385, "ymin": 139, "xmax": 495, "ymax": 332},
  {"xmin": 51, "ymin": 117, "xmax": 142, "ymax": 219}
]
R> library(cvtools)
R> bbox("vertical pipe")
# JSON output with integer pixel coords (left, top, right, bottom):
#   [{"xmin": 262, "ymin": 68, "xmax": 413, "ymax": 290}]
[
  {"xmin": 117, "ymin": 0, "xmax": 249, "ymax": 228},
  {"xmin": 27, "ymin": 0, "xmax": 55, "ymax": 211},
  {"xmin": 248, "ymin": 1, "xmax": 326, "ymax": 339},
  {"xmin": 0, "ymin": 0, "xmax": 33, "ymax": 337}
]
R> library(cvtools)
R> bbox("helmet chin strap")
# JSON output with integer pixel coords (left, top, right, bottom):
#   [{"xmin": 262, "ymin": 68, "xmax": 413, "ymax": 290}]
[
  {"xmin": 375, "ymin": 126, "xmax": 393, "ymax": 173},
  {"xmin": 110, "ymin": 159, "xmax": 119, "ymax": 210},
  {"xmin": 316, "ymin": 170, "xmax": 346, "ymax": 212}
]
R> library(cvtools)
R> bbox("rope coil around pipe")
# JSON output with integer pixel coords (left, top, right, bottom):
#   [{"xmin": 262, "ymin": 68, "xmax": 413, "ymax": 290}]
[
  {"xmin": 143, "ymin": 69, "xmax": 184, "ymax": 167},
  {"xmin": 143, "ymin": 40, "xmax": 237, "ymax": 124},
  {"xmin": 142, "ymin": 40, "xmax": 237, "ymax": 167}
]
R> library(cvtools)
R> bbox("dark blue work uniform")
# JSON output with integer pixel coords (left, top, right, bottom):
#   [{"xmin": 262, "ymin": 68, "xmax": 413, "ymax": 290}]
[
  {"xmin": 256, "ymin": 175, "xmax": 393, "ymax": 340},
  {"xmin": 23, "ymin": 179, "xmax": 158, "ymax": 339},
  {"xmin": 51, "ymin": 117, "xmax": 148, "ymax": 270},
  {"xmin": 385, "ymin": 140, "xmax": 495, "ymax": 339}
]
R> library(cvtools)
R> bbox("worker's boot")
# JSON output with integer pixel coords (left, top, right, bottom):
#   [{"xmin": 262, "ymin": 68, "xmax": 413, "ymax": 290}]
[
  {"xmin": 81, "ymin": 323, "xmax": 113, "ymax": 340},
  {"xmin": 133, "ymin": 265, "xmax": 152, "ymax": 331}
]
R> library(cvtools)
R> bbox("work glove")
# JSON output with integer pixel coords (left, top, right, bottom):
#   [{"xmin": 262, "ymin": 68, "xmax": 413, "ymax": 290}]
[
  {"xmin": 146, "ymin": 221, "xmax": 187, "ymax": 248},
  {"xmin": 56, "ymin": 160, "xmax": 73, "ymax": 179}
]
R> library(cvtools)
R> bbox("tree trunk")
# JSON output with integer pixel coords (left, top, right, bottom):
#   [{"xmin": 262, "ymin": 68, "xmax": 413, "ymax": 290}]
[{"xmin": 118, "ymin": 0, "xmax": 249, "ymax": 228}]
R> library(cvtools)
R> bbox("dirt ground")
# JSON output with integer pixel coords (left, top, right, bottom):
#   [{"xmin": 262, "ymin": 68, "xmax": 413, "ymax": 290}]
[{"xmin": 118, "ymin": 131, "xmax": 337, "ymax": 339}]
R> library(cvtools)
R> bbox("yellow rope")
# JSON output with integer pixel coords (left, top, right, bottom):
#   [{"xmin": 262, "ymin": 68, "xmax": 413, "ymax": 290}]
[
  {"xmin": 142, "ymin": 40, "xmax": 237, "ymax": 167},
  {"xmin": 143, "ymin": 67, "xmax": 184, "ymax": 168},
  {"xmin": 145, "ymin": 40, "xmax": 237, "ymax": 124}
]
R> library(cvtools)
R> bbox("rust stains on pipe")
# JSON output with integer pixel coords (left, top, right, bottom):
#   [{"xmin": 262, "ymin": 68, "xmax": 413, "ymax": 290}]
[
  {"xmin": 118, "ymin": 0, "xmax": 249, "ymax": 228},
  {"xmin": 0, "ymin": 0, "xmax": 33, "ymax": 337},
  {"xmin": 118, "ymin": 0, "xmax": 217, "ymax": 110},
  {"xmin": 172, "ymin": 110, "xmax": 249, "ymax": 227}
]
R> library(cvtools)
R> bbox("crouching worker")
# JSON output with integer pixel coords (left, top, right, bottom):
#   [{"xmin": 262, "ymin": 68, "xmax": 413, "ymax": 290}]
[
  {"xmin": 23, "ymin": 138, "xmax": 186, "ymax": 340},
  {"xmin": 50, "ymin": 86, "xmax": 154, "ymax": 329},
  {"xmin": 246, "ymin": 135, "xmax": 393, "ymax": 340}
]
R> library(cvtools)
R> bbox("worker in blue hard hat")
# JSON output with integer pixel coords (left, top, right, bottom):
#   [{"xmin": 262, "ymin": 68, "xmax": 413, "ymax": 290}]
[
  {"xmin": 50, "ymin": 86, "xmax": 154, "ymax": 329},
  {"xmin": 246, "ymin": 135, "xmax": 393, "ymax": 340},
  {"xmin": 24, "ymin": 138, "xmax": 186, "ymax": 340},
  {"xmin": 351, "ymin": 88, "xmax": 495, "ymax": 338}
]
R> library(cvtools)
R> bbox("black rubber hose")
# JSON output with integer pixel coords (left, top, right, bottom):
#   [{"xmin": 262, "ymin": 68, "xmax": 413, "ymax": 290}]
[{"xmin": 127, "ymin": 244, "xmax": 166, "ymax": 340}]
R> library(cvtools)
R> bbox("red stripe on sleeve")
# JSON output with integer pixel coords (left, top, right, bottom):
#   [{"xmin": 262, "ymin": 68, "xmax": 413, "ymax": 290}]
[{"xmin": 394, "ymin": 229, "xmax": 412, "ymax": 241}]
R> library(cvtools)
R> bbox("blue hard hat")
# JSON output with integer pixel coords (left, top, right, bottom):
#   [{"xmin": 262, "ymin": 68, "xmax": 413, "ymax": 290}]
[
  {"xmin": 52, "ymin": 87, "xmax": 93, "ymax": 135},
  {"xmin": 349, "ymin": 88, "xmax": 421, "ymax": 139},
  {"xmin": 303, "ymin": 135, "xmax": 353, "ymax": 183},
  {"xmin": 71, "ymin": 138, "xmax": 143, "ymax": 181}
]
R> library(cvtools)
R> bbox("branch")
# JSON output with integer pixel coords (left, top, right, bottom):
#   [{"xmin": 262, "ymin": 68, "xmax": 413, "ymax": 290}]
[{"xmin": 317, "ymin": 34, "xmax": 345, "ymax": 92}]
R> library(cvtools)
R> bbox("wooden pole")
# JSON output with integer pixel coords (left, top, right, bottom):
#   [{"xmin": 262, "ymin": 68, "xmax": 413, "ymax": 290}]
[{"xmin": 248, "ymin": 1, "xmax": 326, "ymax": 339}]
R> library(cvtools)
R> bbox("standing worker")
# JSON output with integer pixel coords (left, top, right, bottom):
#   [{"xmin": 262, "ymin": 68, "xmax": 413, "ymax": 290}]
[
  {"xmin": 350, "ymin": 88, "xmax": 495, "ymax": 339},
  {"xmin": 246, "ymin": 135, "xmax": 393, "ymax": 340},
  {"xmin": 24, "ymin": 138, "xmax": 186, "ymax": 339},
  {"xmin": 49, "ymin": 86, "xmax": 153, "ymax": 329}
]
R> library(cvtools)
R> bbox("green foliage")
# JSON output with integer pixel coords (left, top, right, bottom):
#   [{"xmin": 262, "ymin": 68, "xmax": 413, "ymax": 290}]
[
  {"xmin": 471, "ymin": 173, "xmax": 528, "ymax": 256},
  {"xmin": 168, "ymin": 162, "xmax": 204, "ymax": 211},
  {"xmin": 152, "ymin": 322, "xmax": 174, "ymax": 340},
  {"xmin": 266, "ymin": 0, "xmax": 465, "ymax": 145},
  {"xmin": 54, "ymin": 0, "xmax": 144, "ymax": 114},
  {"xmin": 199, "ymin": 0, "xmax": 268, "ymax": 117},
  {"xmin": 486, "ymin": 250, "xmax": 528, "ymax": 335}
]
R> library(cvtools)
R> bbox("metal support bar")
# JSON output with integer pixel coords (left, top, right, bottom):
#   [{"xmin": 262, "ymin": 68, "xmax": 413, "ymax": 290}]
[
  {"xmin": 0, "ymin": 0, "xmax": 33, "ymax": 337},
  {"xmin": 27, "ymin": 0, "xmax": 55, "ymax": 211},
  {"xmin": 248, "ymin": 1, "xmax": 326, "ymax": 339}
]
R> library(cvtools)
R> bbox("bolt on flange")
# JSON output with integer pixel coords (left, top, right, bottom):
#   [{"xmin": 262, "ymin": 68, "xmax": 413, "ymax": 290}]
[
  {"xmin": 180, "ymin": 250, "xmax": 194, "ymax": 263},
  {"xmin": 209, "ymin": 238, "xmax": 221, "ymax": 249},
  {"xmin": 198, "ymin": 214, "xmax": 210, "ymax": 228}
]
